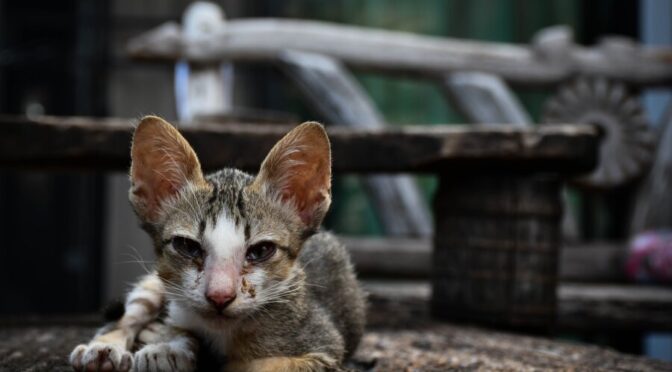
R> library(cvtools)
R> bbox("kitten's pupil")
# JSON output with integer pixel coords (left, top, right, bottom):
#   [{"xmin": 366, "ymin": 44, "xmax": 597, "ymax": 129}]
[
  {"xmin": 172, "ymin": 236, "xmax": 202, "ymax": 258},
  {"xmin": 246, "ymin": 242, "xmax": 277, "ymax": 263}
]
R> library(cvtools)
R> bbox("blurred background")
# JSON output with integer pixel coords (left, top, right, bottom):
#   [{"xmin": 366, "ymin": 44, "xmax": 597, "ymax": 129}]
[{"xmin": 0, "ymin": 0, "xmax": 670, "ymax": 362}]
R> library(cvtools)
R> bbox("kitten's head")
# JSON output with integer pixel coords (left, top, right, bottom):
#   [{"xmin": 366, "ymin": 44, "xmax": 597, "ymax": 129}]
[{"xmin": 129, "ymin": 116, "xmax": 331, "ymax": 323}]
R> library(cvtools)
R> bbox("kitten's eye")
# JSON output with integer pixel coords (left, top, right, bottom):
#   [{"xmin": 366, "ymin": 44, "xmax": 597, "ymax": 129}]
[
  {"xmin": 246, "ymin": 241, "xmax": 277, "ymax": 263},
  {"xmin": 171, "ymin": 236, "xmax": 202, "ymax": 258}
]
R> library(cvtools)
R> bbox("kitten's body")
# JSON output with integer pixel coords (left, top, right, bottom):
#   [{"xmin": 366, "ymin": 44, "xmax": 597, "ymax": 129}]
[{"xmin": 70, "ymin": 118, "xmax": 366, "ymax": 372}]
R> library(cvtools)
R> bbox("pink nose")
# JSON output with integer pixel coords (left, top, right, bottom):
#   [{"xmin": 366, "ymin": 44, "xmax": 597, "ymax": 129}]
[{"xmin": 206, "ymin": 289, "xmax": 236, "ymax": 311}]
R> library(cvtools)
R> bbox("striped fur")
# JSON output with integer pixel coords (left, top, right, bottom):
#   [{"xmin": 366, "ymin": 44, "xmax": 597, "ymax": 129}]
[
  {"xmin": 70, "ymin": 117, "xmax": 366, "ymax": 372},
  {"xmin": 70, "ymin": 273, "xmax": 169, "ymax": 371}
]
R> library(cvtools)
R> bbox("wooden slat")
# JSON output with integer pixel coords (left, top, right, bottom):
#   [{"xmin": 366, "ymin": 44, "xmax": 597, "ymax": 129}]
[
  {"xmin": 0, "ymin": 115, "xmax": 597, "ymax": 174},
  {"xmin": 345, "ymin": 237, "xmax": 626, "ymax": 282},
  {"xmin": 363, "ymin": 280, "xmax": 672, "ymax": 332},
  {"xmin": 442, "ymin": 72, "xmax": 532, "ymax": 126},
  {"xmin": 126, "ymin": 20, "xmax": 672, "ymax": 87},
  {"xmin": 559, "ymin": 243, "xmax": 626, "ymax": 282},
  {"xmin": 343, "ymin": 237, "xmax": 431, "ymax": 278},
  {"xmin": 632, "ymin": 101, "xmax": 672, "ymax": 232},
  {"xmin": 558, "ymin": 283, "xmax": 672, "ymax": 332}
]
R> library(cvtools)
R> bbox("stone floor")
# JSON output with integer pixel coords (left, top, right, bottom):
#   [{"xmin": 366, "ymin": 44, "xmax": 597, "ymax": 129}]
[
  {"xmin": 354, "ymin": 324, "xmax": 672, "ymax": 371},
  {"xmin": 2, "ymin": 322, "xmax": 672, "ymax": 372},
  {"xmin": 2, "ymin": 292, "xmax": 671, "ymax": 371}
]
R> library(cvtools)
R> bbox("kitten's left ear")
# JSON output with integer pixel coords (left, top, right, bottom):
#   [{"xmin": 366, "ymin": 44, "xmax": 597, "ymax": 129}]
[
  {"xmin": 129, "ymin": 116, "xmax": 207, "ymax": 223},
  {"xmin": 251, "ymin": 122, "xmax": 332, "ymax": 231}
]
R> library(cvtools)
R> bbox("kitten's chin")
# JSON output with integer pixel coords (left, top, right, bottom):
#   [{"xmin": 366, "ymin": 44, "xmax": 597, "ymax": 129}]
[
  {"xmin": 198, "ymin": 311, "xmax": 243, "ymax": 330},
  {"xmin": 168, "ymin": 301, "xmax": 235, "ymax": 328},
  {"xmin": 197, "ymin": 306, "xmax": 247, "ymax": 324},
  {"xmin": 203, "ymin": 309, "xmax": 236, "ymax": 321}
]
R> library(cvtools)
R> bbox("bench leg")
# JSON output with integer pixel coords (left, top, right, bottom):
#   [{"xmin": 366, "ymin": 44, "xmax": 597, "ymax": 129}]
[{"xmin": 431, "ymin": 173, "xmax": 562, "ymax": 330}]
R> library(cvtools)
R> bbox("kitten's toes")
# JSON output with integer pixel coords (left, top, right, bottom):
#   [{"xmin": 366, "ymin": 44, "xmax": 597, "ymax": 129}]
[
  {"xmin": 70, "ymin": 342, "xmax": 132, "ymax": 372},
  {"xmin": 133, "ymin": 343, "xmax": 196, "ymax": 372},
  {"xmin": 70, "ymin": 344, "xmax": 87, "ymax": 370}
]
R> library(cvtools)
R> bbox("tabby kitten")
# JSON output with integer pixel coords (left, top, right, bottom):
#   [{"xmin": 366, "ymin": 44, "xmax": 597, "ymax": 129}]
[{"xmin": 70, "ymin": 116, "xmax": 366, "ymax": 371}]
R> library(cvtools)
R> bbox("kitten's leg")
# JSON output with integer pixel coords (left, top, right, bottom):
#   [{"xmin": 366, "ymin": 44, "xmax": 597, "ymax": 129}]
[
  {"xmin": 226, "ymin": 353, "xmax": 340, "ymax": 372},
  {"xmin": 70, "ymin": 272, "xmax": 164, "ymax": 372},
  {"xmin": 133, "ymin": 321, "xmax": 198, "ymax": 372}
]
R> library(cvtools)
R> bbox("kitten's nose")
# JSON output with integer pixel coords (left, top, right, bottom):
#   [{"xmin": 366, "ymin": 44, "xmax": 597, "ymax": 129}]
[
  {"xmin": 206, "ymin": 263, "xmax": 239, "ymax": 311},
  {"xmin": 206, "ymin": 290, "xmax": 237, "ymax": 311}
]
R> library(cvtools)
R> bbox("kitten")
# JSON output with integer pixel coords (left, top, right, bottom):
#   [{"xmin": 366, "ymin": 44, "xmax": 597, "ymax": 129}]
[{"xmin": 70, "ymin": 116, "xmax": 367, "ymax": 371}]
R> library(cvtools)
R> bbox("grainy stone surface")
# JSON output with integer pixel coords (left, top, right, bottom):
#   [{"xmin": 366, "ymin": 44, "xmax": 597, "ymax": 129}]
[
  {"xmin": 352, "ymin": 325, "xmax": 672, "ymax": 371},
  {"xmin": 2, "ymin": 321, "xmax": 671, "ymax": 372},
  {"xmin": 2, "ymin": 293, "xmax": 671, "ymax": 371},
  {"xmin": 0, "ymin": 326, "xmax": 96, "ymax": 372}
]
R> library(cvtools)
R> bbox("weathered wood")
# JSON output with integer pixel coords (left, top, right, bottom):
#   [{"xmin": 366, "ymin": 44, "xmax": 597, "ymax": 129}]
[
  {"xmin": 0, "ymin": 115, "xmax": 598, "ymax": 174},
  {"xmin": 345, "ymin": 237, "xmax": 627, "ymax": 282},
  {"xmin": 343, "ymin": 237, "xmax": 431, "ymax": 278},
  {"xmin": 558, "ymin": 283, "xmax": 672, "ymax": 332},
  {"xmin": 126, "ymin": 20, "xmax": 672, "ymax": 87},
  {"xmin": 442, "ymin": 72, "xmax": 532, "ymax": 125},
  {"xmin": 194, "ymin": 107, "xmax": 298, "ymax": 125},
  {"xmin": 279, "ymin": 51, "xmax": 432, "ymax": 236},
  {"xmin": 364, "ymin": 280, "xmax": 672, "ymax": 332},
  {"xmin": 560, "ymin": 243, "xmax": 627, "ymax": 282},
  {"xmin": 279, "ymin": 51, "xmax": 386, "ymax": 128},
  {"xmin": 174, "ymin": 2, "xmax": 233, "ymax": 123},
  {"xmin": 632, "ymin": 100, "xmax": 672, "ymax": 232}
]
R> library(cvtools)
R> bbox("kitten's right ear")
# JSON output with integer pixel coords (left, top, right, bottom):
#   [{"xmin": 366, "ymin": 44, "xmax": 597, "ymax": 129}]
[
  {"xmin": 251, "ymin": 122, "xmax": 331, "ymax": 232},
  {"xmin": 129, "ymin": 116, "xmax": 206, "ymax": 223}
]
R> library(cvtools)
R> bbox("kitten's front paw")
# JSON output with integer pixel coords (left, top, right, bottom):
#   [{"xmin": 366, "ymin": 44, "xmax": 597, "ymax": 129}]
[
  {"xmin": 133, "ymin": 343, "xmax": 196, "ymax": 372},
  {"xmin": 70, "ymin": 342, "xmax": 133, "ymax": 372}
]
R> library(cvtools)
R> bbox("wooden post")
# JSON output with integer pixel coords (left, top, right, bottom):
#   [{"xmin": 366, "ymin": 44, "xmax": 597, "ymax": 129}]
[
  {"xmin": 431, "ymin": 172, "xmax": 562, "ymax": 329},
  {"xmin": 174, "ymin": 2, "xmax": 233, "ymax": 124},
  {"xmin": 631, "ymin": 100, "xmax": 672, "ymax": 232}
]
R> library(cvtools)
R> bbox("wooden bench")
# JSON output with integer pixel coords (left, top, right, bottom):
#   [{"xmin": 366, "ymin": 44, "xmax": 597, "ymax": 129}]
[
  {"xmin": 5, "ymin": 115, "xmax": 669, "ymax": 334},
  {"xmin": 2, "ymin": 114, "xmax": 598, "ymax": 329}
]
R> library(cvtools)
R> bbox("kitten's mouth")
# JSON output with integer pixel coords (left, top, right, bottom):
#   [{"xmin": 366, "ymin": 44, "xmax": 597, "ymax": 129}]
[
  {"xmin": 214, "ymin": 311, "xmax": 236, "ymax": 319},
  {"xmin": 199, "ymin": 307, "xmax": 237, "ymax": 320}
]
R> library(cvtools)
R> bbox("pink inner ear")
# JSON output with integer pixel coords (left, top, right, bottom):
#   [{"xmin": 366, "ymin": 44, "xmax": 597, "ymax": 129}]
[
  {"xmin": 279, "ymin": 166, "xmax": 329, "ymax": 227},
  {"xmin": 131, "ymin": 167, "xmax": 180, "ymax": 220},
  {"xmin": 156, "ymin": 179, "xmax": 179, "ymax": 204},
  {"xmin": 253, "ymin": 121, "xmax": 332, "ymax": 229},
  {"xmin": 296, "ymin": 192, "xmax": 326, "ymax": 226},
  {"xmin": 130, "ymin": 116, "xmax": 207, "ymax": 222}
]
